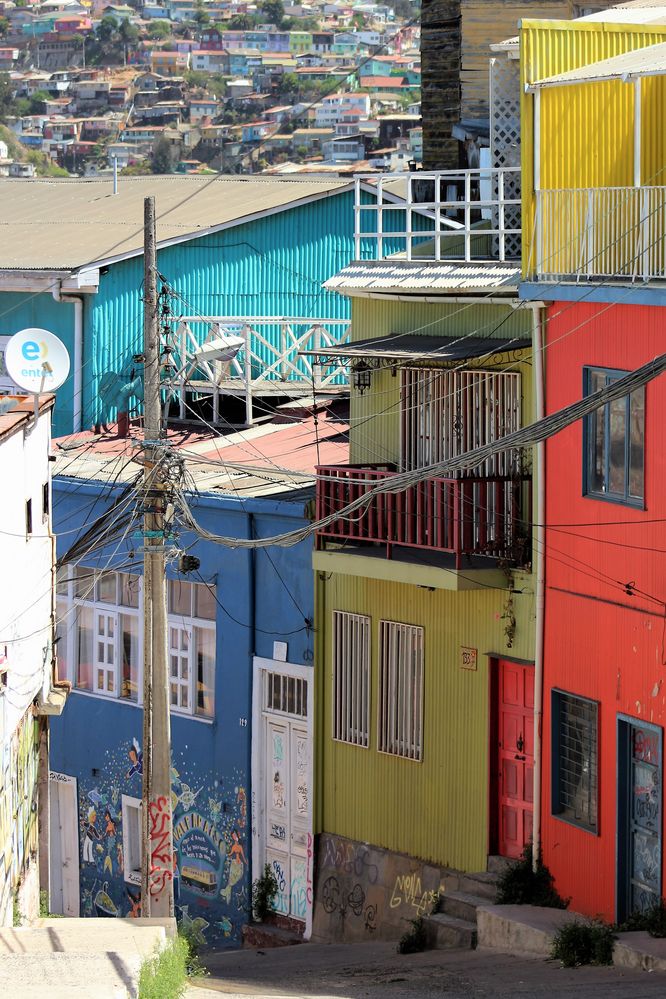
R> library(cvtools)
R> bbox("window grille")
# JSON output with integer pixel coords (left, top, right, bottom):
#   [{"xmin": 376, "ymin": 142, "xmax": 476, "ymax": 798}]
[
  {"xmin": 378, "ymin": 621, "xmax": 424, "ymax": 761},
  {"xmin": 552, "ymin": 690, "xmax": 598, "ymax": 833},
  {"xmin": 401, "ymin": 368, "xmax": 521, "ymax": 475},
  {"xmin": 265, "ymin": 671, "xmax": 308, "ymax": 718},
  {"xmin": 332, "ymin": 611, "xmax": 370, "ymax": 747}
]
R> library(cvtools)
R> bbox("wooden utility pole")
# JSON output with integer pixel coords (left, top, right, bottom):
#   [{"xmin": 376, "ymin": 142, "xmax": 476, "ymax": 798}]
[{"xmin": 141, "ymin": 196, "xmax": 174, "ymax": 918}]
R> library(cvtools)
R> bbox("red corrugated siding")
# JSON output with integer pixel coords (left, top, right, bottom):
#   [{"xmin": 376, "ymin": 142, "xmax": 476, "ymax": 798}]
[{"xmin": 542, "ymin": 301, "xmax": 666, "ymax": 920}]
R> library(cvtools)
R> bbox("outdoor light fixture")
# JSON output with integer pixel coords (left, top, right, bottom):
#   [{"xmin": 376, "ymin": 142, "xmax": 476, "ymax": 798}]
[{"xmin": 352, "ymin": 362, "xmax": 372, "ymax": 394}]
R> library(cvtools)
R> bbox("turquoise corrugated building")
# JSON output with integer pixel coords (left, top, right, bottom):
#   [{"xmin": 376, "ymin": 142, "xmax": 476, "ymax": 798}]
[{"xmin": 0, "ymin": 176, "xmax": 362, "ymax": 436}]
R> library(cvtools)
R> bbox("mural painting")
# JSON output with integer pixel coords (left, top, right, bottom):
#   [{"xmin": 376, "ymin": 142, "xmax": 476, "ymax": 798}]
[
  {"xmin": 0, "ymin": 716, "xmax": 40, "ymax": 921},
  {"xmin": 76, "ymin": 736, "xmax": 249, "ymax": 947}
]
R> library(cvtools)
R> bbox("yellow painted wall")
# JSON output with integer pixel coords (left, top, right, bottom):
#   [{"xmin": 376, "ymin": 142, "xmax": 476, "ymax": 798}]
[
  {"xmin": 521, "ymin": 19, "xmax": 666, "ymax": 269},
  {"xmin": 316, "ymin": 571, "xmax": 535, "ymax": 872}
]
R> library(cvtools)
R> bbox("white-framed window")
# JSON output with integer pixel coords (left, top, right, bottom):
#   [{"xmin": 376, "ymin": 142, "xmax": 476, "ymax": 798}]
[
  {"xmin": 121, "ymin": 794, "xmax": 142, "ymax": 885},
  {"xmin": 332, "ymin": 610, "xmax": 370, "ymax": 748},
  {"xmin": 56, "ymin": 568, "xmax": 215, "ymax": 718},
  {"xmin": 378, "ymin": 621, "xmax": 424, "ymax": 762}
]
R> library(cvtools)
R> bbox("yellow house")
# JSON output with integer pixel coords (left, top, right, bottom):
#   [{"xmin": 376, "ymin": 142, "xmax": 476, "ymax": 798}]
[
  {"xmin": 150, "ymin": 50, "xmax": 190, "ymax": 77},
  {"xmin": 308, "ymin": 171, "xmax": 541, "ymax": 944}
]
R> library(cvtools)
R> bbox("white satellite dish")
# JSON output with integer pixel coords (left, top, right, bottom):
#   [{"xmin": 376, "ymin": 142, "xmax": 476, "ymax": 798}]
[{"xmin": 4, "ymin": 328, "xmax": 70, "ymax": 394}]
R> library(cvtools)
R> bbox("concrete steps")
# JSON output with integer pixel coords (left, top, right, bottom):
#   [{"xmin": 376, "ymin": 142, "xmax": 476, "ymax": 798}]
[
  {"xmin": 0, "ymin": 916, "xmax": 176, "ymax": 999},
  {"xmin": 423, "ymin": 912, "xmax": 478, "ymax": 950},
  {"xmin": 242, "ymin": 922, "xmax": 304, "ymax": 949},
  {"xmin": 423, "ymin": 866, "xmax": 500, "ymax": 951}
]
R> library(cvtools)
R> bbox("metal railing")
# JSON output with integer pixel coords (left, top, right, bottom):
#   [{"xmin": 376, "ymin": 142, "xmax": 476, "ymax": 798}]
[
  {"xmin": 174, "ymin": 317, "xmax": 350, "ymax": 426},
  {"xmin": 354, "ymin": 168, "xmax": 522, "ymax": 263},
  {"xmin": 535, "ymin": 187, "xmax": 666, "ymax": 282},
  {"xmin": 316, "ymin": 464, "xmax": 532, "ymax": 569}
]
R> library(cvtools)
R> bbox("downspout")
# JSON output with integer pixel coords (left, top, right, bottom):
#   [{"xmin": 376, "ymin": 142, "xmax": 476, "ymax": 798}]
[
  {"xmin": 532, "ymin": 303, "xmax": 546, "ymax": 872},
  {"xmin": 52, "ymin": 284, "xmax": 83, "ymax": 433}
]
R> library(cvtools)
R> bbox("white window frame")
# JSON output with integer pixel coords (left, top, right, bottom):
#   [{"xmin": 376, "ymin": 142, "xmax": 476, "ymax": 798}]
[
  {"xmin": 332, "ymin": 610, "xmax": 370, "ymax": 748},
  {"xmin": 378, "ymin": 620, "xmax": 424, "ymax": 762},
  {"xmin": 92, "ymin": 609, "xmax": 118, "ymax": 697},
  {"xmin": 121, "ymin": 794, "xmax": 142, "ymax": 885},
  {"xmin": 57, "ymin": 568, "xmax": 216, "ymax": 719}
]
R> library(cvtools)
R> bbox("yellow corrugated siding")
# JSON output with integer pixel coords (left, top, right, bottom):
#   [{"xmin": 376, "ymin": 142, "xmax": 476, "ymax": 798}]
[
  {"xmin": 317, "ymin": 572, "xmax": 535, "ymax": 872},
  {"xmin": 348, "ymin": 297, "xmax": 534, "ymax": 466},
  {"xmin": 521, "ymin": 19, "xmax": 666, "ymax": 270}
]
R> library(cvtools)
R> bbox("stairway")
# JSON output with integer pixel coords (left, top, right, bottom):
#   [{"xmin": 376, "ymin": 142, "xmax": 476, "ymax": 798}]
[{"xmin": 423, "ymin": 861, "xmax": 505, "ymax": 950}]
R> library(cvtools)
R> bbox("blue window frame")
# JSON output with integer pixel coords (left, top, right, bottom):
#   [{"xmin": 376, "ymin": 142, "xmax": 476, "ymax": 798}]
[
  {"xmin": 583, "ymin": 367, "xmax": 644, "ymax": 507},
  {"xmin": 552, "ymin": 689, "xmax": 599, "ymax": 834}
]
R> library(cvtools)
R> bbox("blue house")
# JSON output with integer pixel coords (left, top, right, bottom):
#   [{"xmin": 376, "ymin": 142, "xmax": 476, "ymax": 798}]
[
  {"xmin": 0, "ymin": 175, "xmax": 360, "ymax": 438},
  {"xmin": 47, "ymin": 408, "xmax": 347, "ymax": 946}
]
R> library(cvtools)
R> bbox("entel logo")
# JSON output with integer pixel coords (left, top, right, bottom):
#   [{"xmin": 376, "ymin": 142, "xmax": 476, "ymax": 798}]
[{"xmin": 21, "ymin": 340, "xmax": 48, "ymax": 362}]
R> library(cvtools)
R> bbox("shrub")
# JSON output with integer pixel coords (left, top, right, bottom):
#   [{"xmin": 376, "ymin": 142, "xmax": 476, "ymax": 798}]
[
  {"xmin": 397, "ymin": 917, "xmax": 427, "ymax": 954},
  {"xmin": 619, "ymin": 898, "xmax": 666, "ymax": 937},
  {"xmin": 551, "ymin": 919, "xmax": 615, "ymax": 968},
  {"xmin": 252, "ymin": 863, "xmax": 278, "ymax": 921},
  {"xmin": 138, "ymin": 935, "xmax": 189, "ymax": 999},
  {"xmin": 496, "ymin": 845, "xmax": 569, "ymax": 909}
]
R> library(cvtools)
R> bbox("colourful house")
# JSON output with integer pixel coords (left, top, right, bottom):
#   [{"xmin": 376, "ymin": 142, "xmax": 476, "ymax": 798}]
[
  {"xmin": 150, "ymin": 49, "xmax": 190, "ymax": 76},
  {"xmin": 307, "ymin": 165, "xmax": 539, "ymax": 941},
  {"xmin": 520, "ymin": 11, "xmax": 666, "ymax": 923}
]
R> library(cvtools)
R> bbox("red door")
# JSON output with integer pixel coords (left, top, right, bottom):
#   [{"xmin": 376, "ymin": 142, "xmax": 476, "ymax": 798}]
[{"xmin": 498, "ymin": 660, "xmax": 534, "ymax": 858}]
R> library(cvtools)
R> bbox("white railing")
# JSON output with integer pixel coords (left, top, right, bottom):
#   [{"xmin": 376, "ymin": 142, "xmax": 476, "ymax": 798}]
[
  {"xmin": 174, "ymin": 317, "xmax": 350, "ymax": 426},
  {"xmin": 534, "ymin": 187, "xmax": 666, "ymax": 282},
  {"xmin": 354, "ymin": 168, "xmax": 522, "ymax": 263}
]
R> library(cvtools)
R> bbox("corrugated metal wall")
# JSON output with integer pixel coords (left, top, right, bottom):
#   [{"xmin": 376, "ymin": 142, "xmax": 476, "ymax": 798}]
[
  {"xmin": 521, "ymin": 19, "xmax": 666, "ymax": 268},
  {"xmin": 348, "ymin": 297, "xmax": 534, "ymax": 466},
  {"xmin": 317, "ymin": 572, "xmax": 535, "ymax": 872},
  {"xmin": 86, "ymin": 190, "xmax": 357, "ymax": 427}
]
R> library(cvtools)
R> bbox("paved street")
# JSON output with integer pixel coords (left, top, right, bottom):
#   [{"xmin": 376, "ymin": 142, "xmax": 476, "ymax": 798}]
[{"xmin": 186, "ymin": 942, "xmax": 666, "ymax": 999}]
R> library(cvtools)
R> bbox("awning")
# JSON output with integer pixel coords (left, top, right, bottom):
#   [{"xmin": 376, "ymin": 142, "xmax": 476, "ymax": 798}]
[
  {"xmin": 301, "ymin": 333, "xmax": 530, "ymax": 364},
  {"xmin": 527, "ymin": 41, "xmax": 666, "ymax": 91}
]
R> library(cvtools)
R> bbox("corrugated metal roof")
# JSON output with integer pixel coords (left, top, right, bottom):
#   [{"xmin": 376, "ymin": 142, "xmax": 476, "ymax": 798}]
[
  {"xmin": 529, "ymin": 40, "xmax": 666, "ymax": 88},
  {"xmin": 52, "ymin": 409, "xmax": 349, "ymax": 499},
  {"xmin": 0, "ymin": 175, "xmax": 352, "ymax": 272},
  {"xmin": 301, "ymin": 332, "xmax": 530, "ymax": 362},
  {"xmin": 580, "ymin": 0, "xmax": 666, "ymax": 23},
  {"xmin": 324, "ymin": 261, "xmax": 521, "ymax": 294}
]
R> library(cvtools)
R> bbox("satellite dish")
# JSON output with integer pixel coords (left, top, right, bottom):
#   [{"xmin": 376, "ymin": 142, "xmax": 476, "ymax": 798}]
[{"xmin": 4, "ymin": 328, "xmax": 70, "ymax": 394}]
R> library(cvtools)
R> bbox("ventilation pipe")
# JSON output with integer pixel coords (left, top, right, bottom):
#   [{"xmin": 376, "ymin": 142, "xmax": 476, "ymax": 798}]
[{"xmin": 52, "ymin": 284, "xmax": 83, "ymax": 433}]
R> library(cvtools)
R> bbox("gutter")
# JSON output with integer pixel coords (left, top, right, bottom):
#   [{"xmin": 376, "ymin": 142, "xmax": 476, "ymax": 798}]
[{"xmin": 52, "ymin": 283, "xmax": 83, "ymax": 433}]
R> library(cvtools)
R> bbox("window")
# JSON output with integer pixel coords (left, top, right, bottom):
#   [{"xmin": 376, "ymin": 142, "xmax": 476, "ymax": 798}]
[
  {"xmin": 552, "ymin": 690, "xmax": 599, "ymax": 833},
  {"xmin": 42, "ymin": 482, "xmax": 49, "ymax": 522},
  {"xmin": 25, "ymin": 499, "xmax": 32, "ymax": 536},
  {"xmin": 121, "ymin": 794, "xmax": 142, "ymax": 885},
  {"xmin": 58, "ymin": 569, "xmax": 216, "ymax": 718},
  {"xmin": 378, "ymin": 621, "xmax": 424, "ymax": 761},
  {"xmin": 265, "ymin": 671, "xmax": 308, "ymax": 718},
  {"xmin": 584, "ymin": 368, "xmax": 644, "ymax": 505},
  {"xmin": 332, "ymin": 611, "xmax": 370, "ymax": 747}
]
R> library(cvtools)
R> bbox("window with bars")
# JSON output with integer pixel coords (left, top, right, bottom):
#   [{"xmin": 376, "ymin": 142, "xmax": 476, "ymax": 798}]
[
  {"xmin": 401, "ymin": 367, "xmax": 522, "ymax": 475},
  {"xmin": 552, "ymin": 690, "xmax": 599, "ymax": 833},
  {"xmin": 264, "ymin": 672, "xmax": 308, "ymax": 718},
  {"xmin": 378, "ymin": 621, "xmax": 424, "ymax": 762},
  {"xmin": 57, "ymin": 569, "xmax": 215, "ymax": 718},
  {"xmin": 332, "ymin": 611, "xmax": 370, "ymax": 747}
]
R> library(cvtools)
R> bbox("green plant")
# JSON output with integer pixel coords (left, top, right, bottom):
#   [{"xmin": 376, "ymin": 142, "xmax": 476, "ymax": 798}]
[
  {"xmin": 619, "ymin": 898, "xmax": 666, "ymax": 937},
  {"xmin": 495, "ymin": 845, "xmax": 569, "ymax": 909},
  {"xmin": 39, "ymin": 889, "xmax": 63, "ymax": 918},
  {"xmin": 177, "ymin": 923, "xmax": 207, "ymax": 978},
  {"xmin": 397, "ymin": 916, "xmax": 427, "ymax": 954},
  {"xmin": 551, "ymin": 919, "xmax": 615, "ymax": 968},
  {"xmin": 12, "ymin": 894, "xmax": 20, "ymax": 927},
  {"xmin": 252, "ymin": 863, "xmax": 278, "ymax": 920},
  {"xmin": 138, "ymin": 935, "xmax": 189, "ymax": 999}
]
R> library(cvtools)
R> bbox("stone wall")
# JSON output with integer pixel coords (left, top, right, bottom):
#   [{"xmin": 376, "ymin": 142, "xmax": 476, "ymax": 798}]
[{"xmin": 311, "ymin": 833, "xmax": 444, "ymax": 943}]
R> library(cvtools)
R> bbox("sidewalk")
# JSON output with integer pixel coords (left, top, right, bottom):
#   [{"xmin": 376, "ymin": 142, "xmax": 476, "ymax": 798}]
[{"xmin": 185, "ymin": 940, "xmax": 666, "ymax": 999}]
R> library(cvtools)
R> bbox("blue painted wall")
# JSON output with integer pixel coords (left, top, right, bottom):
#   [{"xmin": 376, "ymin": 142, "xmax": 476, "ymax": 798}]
[{"xmin": 50, "ymin": 476, "xmax": 315, "ymax": 949}]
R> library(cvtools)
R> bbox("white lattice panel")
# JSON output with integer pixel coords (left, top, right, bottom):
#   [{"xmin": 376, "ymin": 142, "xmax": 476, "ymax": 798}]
[{"xmin": 490, "ymin": 53, "xmax": 521, "ymax": 259}]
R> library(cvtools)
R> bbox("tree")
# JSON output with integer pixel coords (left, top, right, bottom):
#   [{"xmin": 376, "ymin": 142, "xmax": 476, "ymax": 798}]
[
  {"xmin": 118, "ymin": 19, "xmax": 139, "ymax": 45},
  {"xmin": 0, "ymin": 16, "xmax": 9, "ymax": 38},
  {"xmin": 150, "ymin": 19, "xmax": 172, "ymax": 39},
  {"xmin": 97, "ymin": 15, "xmax": 119, "ymax": 43},
  {"xmin": 0, "ymin": 73, "xmax": 15, "ymax": 121},
  {"xmin": 193, "ymin": 0, "xmax": 210, "ymax": 27},
  {"xmin": 29, "ymin": 89, "xmax": 51, "ymax": 113},
  {"xmin": 151, "ymin": 136, "xmax": 177, "ymax": 174},
  {"xmin": 261, "ymin": 0, "xmax": 284, "ymax": 27},
  {"xmin": 228, "ymin": 14, "xmax": 252, "ymax": 30}
]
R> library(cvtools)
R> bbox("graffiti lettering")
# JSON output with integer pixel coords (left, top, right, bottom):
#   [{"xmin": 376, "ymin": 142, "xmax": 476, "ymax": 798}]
[
  {"xmin": 148, "ymin": 796, "xmax": 173, "ymax": 899},
  {"xmin": 306, "ymin": 832, "xmax": 313, "ymax": 905},
  {"xmin": 322, "ymin": 835, "xmax": 379, "ymax": 885},
  {"xmin": 271, "ymin": 823, "xmax": 287, "ymax": 841},
  {"xmin": 389, "ymin": 874, "xmax": 437, "ymax": 915}
]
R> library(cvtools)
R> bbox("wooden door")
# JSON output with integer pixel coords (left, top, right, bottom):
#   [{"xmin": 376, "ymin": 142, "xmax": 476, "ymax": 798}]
[
  {"xmin": 49, "ymin": 773, "xmax": 80, "ymax": 916},
  {"xmin": 498, "ymin": 660, "xmax": 534, "ymax": 858}
]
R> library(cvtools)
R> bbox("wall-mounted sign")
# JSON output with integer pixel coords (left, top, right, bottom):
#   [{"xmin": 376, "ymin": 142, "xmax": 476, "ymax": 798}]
[
  {"xmin": 4, "ymin": 328, "xmax": 70, "ymax": 394},
  {"xmin": 460, "ymin": 646, "xmax": 478, "ymax": 671}
]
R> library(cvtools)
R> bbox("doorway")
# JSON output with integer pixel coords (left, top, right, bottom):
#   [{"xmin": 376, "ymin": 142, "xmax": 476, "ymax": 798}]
[
  {"xmin": 251, "ymin": 657, "xmax": 313, "ymax": 937},
  {"xmin": 49, "ymin": 772, "xmax": 80, "ymax": 916},
  {"xmin": 617, "ymin": 718, "xmax": 662, "ymax": 923},
  {"xmin": 494, "ymin": 659, "xmax": 534, "ymax": 859}
]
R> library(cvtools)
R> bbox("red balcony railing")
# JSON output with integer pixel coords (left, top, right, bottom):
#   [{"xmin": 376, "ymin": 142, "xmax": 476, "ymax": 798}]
[{"xmin": 316, "ymin": 465, "xmax": 532, "ymax": 569}]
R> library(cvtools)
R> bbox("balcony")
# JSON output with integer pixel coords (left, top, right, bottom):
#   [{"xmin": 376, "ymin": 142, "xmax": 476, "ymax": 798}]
[
  {"xmin": 534, "ymin": 187, "xmax": 666, "ymax": 283},
  {"xmin": 316, "ymin": 465, "xmax": 532, "ymax": 571},
  {"xmin": 354, "ymin": 168, "xmax": 522, "ymax": 263}
]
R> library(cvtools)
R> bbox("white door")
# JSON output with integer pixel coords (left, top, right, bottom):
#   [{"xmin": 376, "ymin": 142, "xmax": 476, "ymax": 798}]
[
  {"xmin": 253, "ymin": 661, "xmax": 313, "ymax": 932},
  {"xmin": 49, "ymin": 773, "xmax": 80, "ymax": 917}
]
